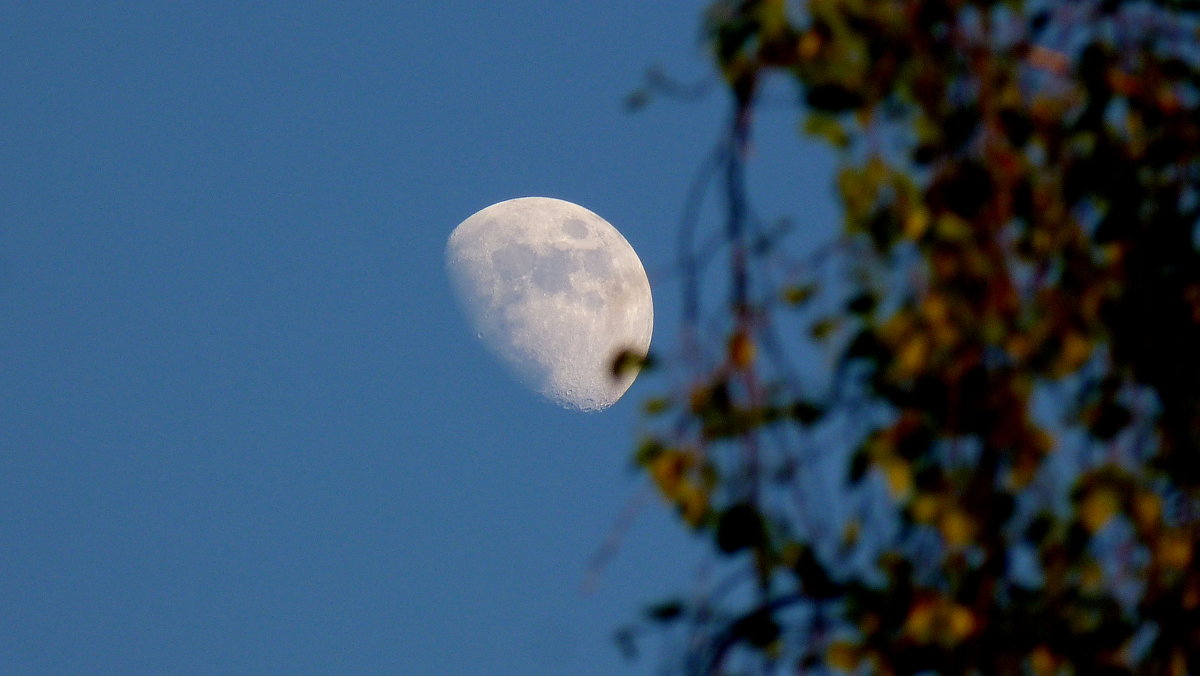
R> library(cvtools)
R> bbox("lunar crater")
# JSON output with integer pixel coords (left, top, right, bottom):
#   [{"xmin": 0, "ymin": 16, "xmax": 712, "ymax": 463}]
[{"xmin": 563, "ymin": 218, "xmax": 589, "ymax": 239}]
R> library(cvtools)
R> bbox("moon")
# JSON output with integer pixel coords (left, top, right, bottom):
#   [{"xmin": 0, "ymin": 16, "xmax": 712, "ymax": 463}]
[{"xmin": 445, "ymin": 197, "xmax": 653, "ymax": 411}]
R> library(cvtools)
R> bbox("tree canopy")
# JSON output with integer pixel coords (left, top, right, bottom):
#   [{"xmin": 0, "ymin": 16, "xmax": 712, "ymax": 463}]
[{"xmin": 622, "ymin": 0, "xmax": 1200, "ymax": 673}]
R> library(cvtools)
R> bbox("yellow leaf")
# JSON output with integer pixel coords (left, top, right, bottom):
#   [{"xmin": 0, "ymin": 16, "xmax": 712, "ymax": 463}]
[
  {"xmin": 804, "ymin": 114, "xmax": 849, "ymax": 148},
  {"xmin": 919, "ymin": 293, "xmax": 949, "ymax": 324},
  {"xmin": 931, "ymin": 324, "xmax": 959, "ymax": 350},
  {"xmin": 910, "ymin": 493, "xmax": 939, "ymax": 524},
  {"xmin": 676, "ymin": 482, "xmax": 709, "ymax": 528},
  {"xmin": 882, "ymin": 457, "xmax": 913, "ymax": 500},
  {"xmin": 948, "ymin": 603, "xmax": 976, "ymax": 641},
  {"xmin": 1134, "ymin": 491, "xmax": 1162, "ymax": 533},
  {"xmin": 902, "ymin": 600, "xmax": 936, "ymax": 642},
  {"xmin": 1172, "ymin": 650, "xmax": 1189, "ymax": 676},
  {"xmin": 906, "ymin": 597, "xmax": 976, "ymax": 645},
  {"xmin": 826, "ymin": 641, "xmax": 861, "ymax": 672},
  {"xmin": 649, "ymin": 450, "xmax": 693, "ymax": 498},
  {"xmin": 903, "ymin": 208, "xmax": 930, "ymax": 239},
  {"xmin": 865, "ymin": 155, "xmax": 889, "ymax": 188},
  {"xmin": 1031, "ymin": 427, "xmax": 1056, "ymax": 454},
  {"xmin": 648, "ymin": 448, "xmax": 709, "ymax": 527},
  {"xmin": 842, "ymin": 519, "xmax": 861, "ymax": 547},
  {"xmin": 728, "ymin": 331, "xmax": 755, "ymax": 369},
  {"xmin": 1030, "ymin": 645, "xmax": 1060, "ymax": 676},
  {"xmin": 1098, "ymin": 242, "xmax": 1124, "ymax": 265},
  {"xmin": 894, "ymin": 333, "xmax": 930, "ymax": 379},
  {"xmin": 935, "ymin": 213, "xmax": 972, "ymax": 241},
  {"xmin": 837, "ymin": 167, "xmax": 869, "ymax": 218},
  {"xmin": 939, "ymin": 508, "xmax": 975, "ymax": 548},
  {"xmin": 1006, "ymin": 333, "xmax": 1033, "ymax": 362},
  {"xmin": 1031, "ymin": 227, "xmax": 1053, "ymax": 255},
  {"xmin": 879, "ymin": 310, "xmax": 915, "ymax": 344},
  {"xmin": 1056, "ymin": 331, "xmax": 1093, "ymax": 375},
  {"xmin": 998, "ymin": 80, "xmax": 1023, "ymax": 109},
  {"xmin": 798, "ymin": 30, "xmax": 822, "ymax": 60},
  {"xmin": 1079, "ymin": 488, "xmax": 1118, "ymax": 533},
  {"xmin": 1157, "ymin": 529, "xmax": 1193, "ymax": 570},
  {"xmin": 782, "ymin": 283, "xmax": 817, "ymax": 306}
]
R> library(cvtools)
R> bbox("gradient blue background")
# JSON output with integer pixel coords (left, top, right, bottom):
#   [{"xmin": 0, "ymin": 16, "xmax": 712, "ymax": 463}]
[{"xmin": 1, "ymin": 3, "xmax": 834, "ymax": 673}]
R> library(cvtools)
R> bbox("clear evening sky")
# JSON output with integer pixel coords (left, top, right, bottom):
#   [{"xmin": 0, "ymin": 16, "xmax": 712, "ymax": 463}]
[{"xmin": 1, "ymin": 3, "xmax": 836, "ymax": 673}]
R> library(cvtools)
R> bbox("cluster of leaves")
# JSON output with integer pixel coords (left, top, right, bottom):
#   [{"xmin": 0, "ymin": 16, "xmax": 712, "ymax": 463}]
[{"xmin": 625, "ymin": 0, "xmax": 1200, "ymax": 673}]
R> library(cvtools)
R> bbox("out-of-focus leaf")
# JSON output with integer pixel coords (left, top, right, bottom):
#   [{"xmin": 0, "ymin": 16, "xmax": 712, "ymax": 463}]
[
  {"xmin": 1133, "ymin": 491, "xmax": 1162, "ymax": 533},
  {"xmin": 611, "ymin": 349, "xmax": 655, "ymax": 378},
  {"xmin": 1155, "ymin": 529, "xmax": 1193, "ymax": 570},
  {"xmin": 634, "ymin": 437, "xmax": 666, "ymax": 466},
  {"xmin": 716, "ymin": 502, "xmax": 766, "ymax": 553},
  {"xmin": 940, "ymin": 162, "xmax": 993, "ymax": 219},
  {"xmin": 642, "ymin": 397, "xmax": 671, "ymax": 416},
  {"xmin": 804, "ymin": 113, "xmax": 851, "ymax": 148},
  {"xmin": 1030, "ymin": 10, "xmax": 1051, "ymax": 34},
  {"xmin": 787, "ymin": 543, "xmax": 842, "ymax": 599},
  {"xmin": 943, "ymin": 105, "xmax": 980, "ymax": 151},
  {"xmin": 880, "ymin": 456, "xmax": 913, "ymax": 500},
  {"xmin": 645, "ymin": 599, "xmax": 685, "ymax": 623},
  {"xmin": 939, "ymin": 507, "xmax": 975, "ymax": 548},
  {"xmin": 1000, "ymin": 108, "xmax": 1034, "ymax": 147},
  {"xmin": 728, "ymin": 330, "xmax": 755, "ymax": 368},
  {"xmin": 782, "ymin": 283, "xmax": 818, "ymax": 306},
  {"xmin": 789, "ymin": 400, "xmax": 825, "ymax": 424},
  {"xmin": 843, "ymin": 329, "xmax": 885, "ymax": 363},
  {"xmin": 826, "ymin": 640, "xmax": 861, "ymax": 671},
  {"xmin": 848, "ymin": 445, "xmax": 870, "ymax": 484},
  {"xmin": 806, "ymin": 83, "xmax": 864, "ymax": 112},
  {"xmin": 810, "ymin": 317, "xmax": 840, "ymax": 341},
  {"xmin": 846, "ymin": 292, "xmax": 877, "ymax": 314},
  {"xmin": 733, "ymin": 608, "xmax": 781, "ymax": 648},
  {"xmin": 1087, "ymin": 402, "xmax": 1132, "ymax": 440}
]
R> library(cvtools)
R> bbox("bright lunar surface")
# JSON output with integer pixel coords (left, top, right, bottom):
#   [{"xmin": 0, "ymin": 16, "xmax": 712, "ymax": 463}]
[{"xmin": 445, "ymin": 197, "xmax": 653, "ymax": 411}]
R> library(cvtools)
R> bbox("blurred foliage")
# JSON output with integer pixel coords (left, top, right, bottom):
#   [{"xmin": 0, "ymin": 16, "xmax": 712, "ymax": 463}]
[{"xmin": 623, "ymin": 0, "xmax": 1200, "ymax": 673}]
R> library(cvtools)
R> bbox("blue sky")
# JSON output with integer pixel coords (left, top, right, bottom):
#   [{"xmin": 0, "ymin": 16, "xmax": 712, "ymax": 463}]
[{"xmin": 1, "ymin": 3, "xmax": 836, "ymax": 673}]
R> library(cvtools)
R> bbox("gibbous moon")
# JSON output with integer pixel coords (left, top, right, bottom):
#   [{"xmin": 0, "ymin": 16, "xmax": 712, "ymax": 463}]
[{"xmin": 446, "ymin": 197, "xmax": 653, "ymax": 411}]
